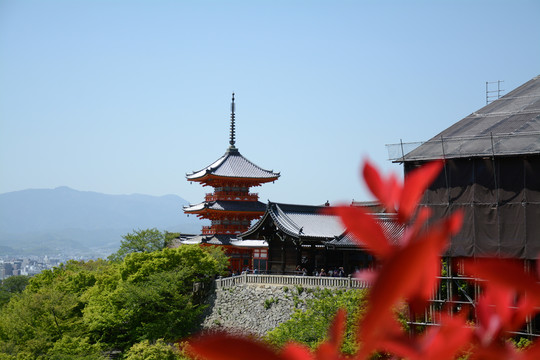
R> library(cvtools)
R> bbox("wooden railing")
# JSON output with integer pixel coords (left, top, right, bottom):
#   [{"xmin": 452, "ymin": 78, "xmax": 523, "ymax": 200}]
[
  {"xmin": 205, "ymin": 193, "xmax": 259, "ymax": 202},
  {"xmin": 201, "ymin": 226, "xmax": 243, "ymax": 235},
  {"xmin": 215, "ymin": 273, "xmax": 369, "ymax": 289}
]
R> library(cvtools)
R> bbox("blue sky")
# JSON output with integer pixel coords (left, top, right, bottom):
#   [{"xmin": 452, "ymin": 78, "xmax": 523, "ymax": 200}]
[{"xmin": 1, "ymin": 0, "xmax": 539, "ymax": 206}]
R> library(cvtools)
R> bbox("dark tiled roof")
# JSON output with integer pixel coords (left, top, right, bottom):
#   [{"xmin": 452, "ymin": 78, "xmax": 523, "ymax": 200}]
[
  {"xmin": 179, "ymin": 234, "xmax": 236, "ymax": 246},
  {"xmin": 241, "ymin": 202, "xmax": 401, "ymax": 244},
  {"xmin": 401, "ymin": 75, "xmax": 540, "ymax": 161},
  {"xmin": 266, "ymin": 203, "xmax": 344, "ymax": 239},
  {"xmin": 327, "ymin": 214, "xmax": 404, "ymax": 248},
  {"xmin": 184, "ymin": 200, "xmax": 267, "ymax": 213},
  {"xmin": 350, "ymin": 201, "xmax": 392, "ymax": 213},
  {"xmin": 186, "ymin": 147, "xmax": 280, "ymax": 181}
]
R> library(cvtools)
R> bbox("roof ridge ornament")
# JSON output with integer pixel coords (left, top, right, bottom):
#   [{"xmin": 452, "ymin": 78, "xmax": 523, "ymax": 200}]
[{"xmin": 229, "ymin": 92, "xmax": 236, "ymax": 149}]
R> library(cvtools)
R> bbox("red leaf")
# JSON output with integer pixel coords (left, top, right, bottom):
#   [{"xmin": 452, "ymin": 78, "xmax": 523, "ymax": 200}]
[
  {"xmin": 281, "ymin": 343, "xmax": 314, "ymax": 360},
  {"xmin": 475, "ymin": 285, "xmax": 510, "ymax": 344},
  {"xmin": 358, "ymin": 235, "xmax": 443, "ymax": 356},
  {"xmin": 378, "ymin": 312, "xmax": 473, "ymax": 360},
  {"xmin": 400, "ymin": 207, "xmax": 431, "ymax": 246},
  {"xmin": 398, "ymin": 160, "xmax": 443, "ymax": 223},
  {"xmin": 362, "ymin": 160, "xmax": 401, "ymax": 212},
  {"xmin": 354, "ymin": 269, "xmax": 378, "ymax": 285},
  {"xmin": 333, "ymin": 206, "xmax": 393, "ymax": 259},
  {"xmin": 188, "ymin": 333, "xmax": 282, "ymax": 360},
  {"xmin": 469, "ymin": 342, "xmax": 521, "ymax": 360},
  {"xmin": 422, "ymin": 312, "xmax": 473, "ymax": 360},
  {"xmin": 465, "ymin": 259, "xmax": 540, "ymax": 306},
  {"xmin": 519, "ymin": 342, "xmax": 540, "ymax": 360}
]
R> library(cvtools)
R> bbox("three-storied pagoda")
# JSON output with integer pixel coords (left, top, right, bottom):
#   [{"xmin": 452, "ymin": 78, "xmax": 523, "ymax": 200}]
[{"xmin": 183, "ymin": 94, "xmax": 279, "ymax": 271}]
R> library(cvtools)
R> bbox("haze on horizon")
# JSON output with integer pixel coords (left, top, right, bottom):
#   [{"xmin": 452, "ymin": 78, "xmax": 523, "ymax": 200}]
[{"xmin": 1, "ymin": 0, "xmax": 539, "ymax": 205}]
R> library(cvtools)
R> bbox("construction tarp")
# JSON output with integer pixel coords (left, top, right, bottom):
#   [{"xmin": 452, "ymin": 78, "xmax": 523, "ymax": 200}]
[{"xmin": 410, "ymin": 156, "xmax": 540, "ymax": 259}]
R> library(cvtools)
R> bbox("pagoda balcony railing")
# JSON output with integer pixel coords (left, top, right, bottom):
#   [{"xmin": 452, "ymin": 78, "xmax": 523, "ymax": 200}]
[
  {"xmin": 205, "ymin": 193, "xmax": 259, "ymax": 202},
  {"xmin": 215, "ymin": 273, "xmax": 369, "ymax": 289},
  {"xmin": 201, "ymin": 226, "xmax": 245, "ymax": 235}
]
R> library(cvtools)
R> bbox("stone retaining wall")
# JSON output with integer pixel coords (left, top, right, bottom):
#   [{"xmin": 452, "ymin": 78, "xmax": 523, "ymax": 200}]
[{"xmin": 201, "ymin": 283, "xmax": 317, "ymax": 337}]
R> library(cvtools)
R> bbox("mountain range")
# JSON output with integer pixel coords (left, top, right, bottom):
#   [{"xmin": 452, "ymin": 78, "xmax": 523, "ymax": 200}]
[{"xmin": 0, "ymin": 187, "xmax": 204, "ymax": 257}]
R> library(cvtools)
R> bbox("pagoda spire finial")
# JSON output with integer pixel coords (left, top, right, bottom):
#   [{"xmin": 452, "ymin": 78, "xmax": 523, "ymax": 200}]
[{"xmin": 229, "ymin": 92, "xmax": 236, "ymax": 148}]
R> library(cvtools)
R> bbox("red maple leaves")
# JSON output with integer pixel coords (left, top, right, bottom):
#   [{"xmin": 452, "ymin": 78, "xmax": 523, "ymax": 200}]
[{"xmin": 186, "ymin": 160, "xmax": 540, "ymax": 360}]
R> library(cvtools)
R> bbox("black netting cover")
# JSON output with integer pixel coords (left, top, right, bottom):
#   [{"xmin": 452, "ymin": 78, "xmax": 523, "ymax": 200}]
[{"xmin": 413, "ymin": 155, "xmax": 540, "ymax": 259}]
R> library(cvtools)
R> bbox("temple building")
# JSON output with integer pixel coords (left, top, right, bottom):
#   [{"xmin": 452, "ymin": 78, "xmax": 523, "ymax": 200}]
[
  {"xmin": 391, "ymin": 74, "xmax": 540, "ymax": 336},
  {"xmin": 239, "ymin": 201, "xmax": 403, "ymax": 275},
  {"xmin": 396, "ymin": 75, "xmax": 540, "ymax": 259},
  {"xmin": 182, "ymin": 94, "xmax": 280, "ymax": 272}
]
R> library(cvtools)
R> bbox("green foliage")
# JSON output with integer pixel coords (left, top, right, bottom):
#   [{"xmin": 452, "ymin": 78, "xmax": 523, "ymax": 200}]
[
  {"xmin": 83, "ymin": 270, "xmax": 200, "ymax": 349},
  {"xmin": 164, "ymin": 231, "xmax": 181, "ymax": 248},
  {"xmin": 84, "ymin": 246, "xmax": 227, "ymax": 350},
  {"xmin": 510, "ymin": 337, "xmax": 533, "ymax": 350},
  {"xmin": 108, "ymin": 228, "xmax": 166, "ymax": 262},
  {"xmin": 119, "ymin": 245, "xmax": 225, "ymax": 283},
  {"xmin": 0, "ymin": 276, "xmax": 30, "ymax": 294},
  {"xmin": 265, "ymin": 289, "xmax": 368, "ymax": 354},
  {"xmin": 0, "ymin": 276, "xmax": 30, "ymax": 308},
  {"xmin": 124, "ymin": 339, "xmax": 183, "ymax": 360},
  {"xmin": 46, "ymin": 335, "xmax": 104, "ymax": 359},
  {"xmin": 264, "ymin": 297, "xmax": 278, "ymax": 310},
  {"xmin": 0, "ymin": 245, "xmax": 227, "ymax": 358},
  {"xmin": 0, "ymin": 285, "xmax": 83, "ymax": 358}
]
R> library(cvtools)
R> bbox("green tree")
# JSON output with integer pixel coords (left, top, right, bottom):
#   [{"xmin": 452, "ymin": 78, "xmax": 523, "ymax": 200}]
[
  {"xmin": 0, "ymin": 246, "xmax": 228, "ymax": 358},
  {"xmin": 83, "ymin": 246, "xmax": 228, "ymax": 351},
  {"xmin": 0, "ymin": 260, "xmax": 111, "ymax": 359},
  {"xmin": 164, "ymin": 231, "xmax": 181, "ymax": 248},
  {"xmin": 265, "ymin": 288, "xmax": 368, "ymax": 354},
  {"xmin": 0, "ymin": 286, "xmax": 82, "ymax": 358},
  {"xmin": 0, "ymin": 275, "xmax": 30, "ymax": 308},
  {"xmin": 124, "ymin": 339, "xmax": 183, "ymax": 360},
  {"xmin": 1, "ymin": 275, "xmax": 30, "ymax": 293},
  {"xmin": 108, "ymin": 228, "xmax": 166, "ymax": 262},
  {"xmin": 46, "ymin": 335, "xmax": 104, "ymax": 360}
]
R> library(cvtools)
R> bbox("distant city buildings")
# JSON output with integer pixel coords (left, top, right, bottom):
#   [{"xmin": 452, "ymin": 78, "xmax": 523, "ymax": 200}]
[{"xmin": 0, "ymin": 254, "xmax": 97, "ymax": 280}]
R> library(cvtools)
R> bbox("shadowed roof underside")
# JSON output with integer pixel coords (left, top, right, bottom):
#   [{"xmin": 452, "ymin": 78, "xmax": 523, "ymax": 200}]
[{"xmin": 184, "ymin": 200, "xmax": 267, "ymax": 213}]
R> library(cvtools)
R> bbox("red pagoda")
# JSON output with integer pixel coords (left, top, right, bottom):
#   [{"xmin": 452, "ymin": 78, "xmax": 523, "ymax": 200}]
[{"xmin": 183, "ymin": 94, "xmax": 279, "ymax": 272}]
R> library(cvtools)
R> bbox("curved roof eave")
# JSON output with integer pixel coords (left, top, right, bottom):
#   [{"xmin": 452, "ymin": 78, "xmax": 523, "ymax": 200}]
[
  {"xmin": 239, "ymin": 202, "xmax": 273, "ymax": 238},
  {"xmin": 267, "ymin": 203, "xmax": 303, "ymax": 238},
  {"xmin": 189, "ymin": 173, "xmax": 280, "ymax": 184},
  {"xmin": 186, "ymin": 148, "xmax": 280, "ymax": 181},
  {"xmin": 184, "ymin": 200, "xmax": 267, "ymax": 214},
  {"xmin": 265, "ymin": 202, "xmax": 345, "ymax": 240}
]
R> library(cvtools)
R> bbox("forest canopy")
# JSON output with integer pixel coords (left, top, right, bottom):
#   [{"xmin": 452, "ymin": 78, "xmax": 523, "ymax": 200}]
[{"xmin": 0, "ymin": 243, "xmax": 228, "ymax": 359}]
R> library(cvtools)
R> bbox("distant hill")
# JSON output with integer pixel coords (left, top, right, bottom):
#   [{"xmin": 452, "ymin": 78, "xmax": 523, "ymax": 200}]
[{"xmin": 0, "ymin": 187, "xmax": 204, "ymax": 256}]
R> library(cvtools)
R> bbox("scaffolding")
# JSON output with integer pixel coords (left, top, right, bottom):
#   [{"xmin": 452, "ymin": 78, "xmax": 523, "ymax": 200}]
[
  {"xmin": 386, "ymin": 132, "xmax": 540, "ymax": 162},
  {"xmin": 411, "ymin": 257, "xmax": 540, "ymax": 338},
  {"xmin": 486, "ymin": 80, "xmax": 505, "ymax": 105}
]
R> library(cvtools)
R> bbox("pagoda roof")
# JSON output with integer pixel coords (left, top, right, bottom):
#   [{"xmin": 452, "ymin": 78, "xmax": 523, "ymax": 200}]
[
  {"xmin": 399, "ymin": 75, "xmax": 540, "ymax": 162},
  {"xmin": 186, "ymin": 147, "xmax": 280, "ymax": 184},
  {"xmin": 184, "ymin": 200, "xmax": 267, "ymax": 213},
  {"xmin": 179, "ymin": 234, "xmax": 236, "ymax": 246}
]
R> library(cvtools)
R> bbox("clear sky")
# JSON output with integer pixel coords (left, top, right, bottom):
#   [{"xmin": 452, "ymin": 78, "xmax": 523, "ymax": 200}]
[{"xmin": 1, "ymin": 0, "xmax": 539, "ymax": 206}]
